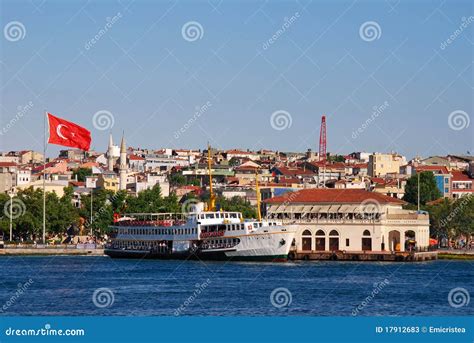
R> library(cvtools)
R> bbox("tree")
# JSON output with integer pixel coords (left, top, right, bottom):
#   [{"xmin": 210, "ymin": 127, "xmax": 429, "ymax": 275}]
[
  {"xmin": 216, "ymin": 196, "xmax": 256, "ymax": 219},
  {"xmin": 403, "ymin": 172, "xmax": 441, "ymax": 205},
  {"xmin": 73, "ymin": 167, "xmax": 92, "ymax": 182},
  {"xmin": 424, "ymin": 194, "xmax": 474, "ymax": 241},
  {"xmin": 169, "ymin": 172, "xmax": 186, "ymax": 187},
  {"xmin": 327, "ymin": 154, "xmax": 345, "ymax": 162}
]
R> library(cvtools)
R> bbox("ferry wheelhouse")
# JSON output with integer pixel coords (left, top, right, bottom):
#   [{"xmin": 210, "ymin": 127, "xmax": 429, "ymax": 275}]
[{"xmin": 104, "ymin": 210, "xmax": 296, "ymax": 261}]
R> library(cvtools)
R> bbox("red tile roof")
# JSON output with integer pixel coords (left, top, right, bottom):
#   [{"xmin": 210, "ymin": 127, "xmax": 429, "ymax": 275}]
[
  {"xmin": 265, "ymin": 188, "xmax": 405, "ymax": 205},
  {"xmin": 129, "ymin": 154, "xmax": 145, "ymax": 161},
  {"xmin": 0, "ymin": 162, "xmax": 17, "ymax": 167},
  {"xmin": 415, "ymin": 165, "xmax": 449, "ymax": 174},
  {"xmin": 69, "ymin": 181, "xmax": 85, "ymax": 187},
  {"xmin": 275, "ymin": 166, "xmax": 315, "ymax": 176},
  {"xmin": 451, "ymin": 171, "xmax": 472, "ymax": 182}
]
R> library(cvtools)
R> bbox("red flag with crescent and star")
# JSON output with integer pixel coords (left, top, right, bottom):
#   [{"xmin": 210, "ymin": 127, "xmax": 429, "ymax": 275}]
[{"xmin": 47, "ymin": 113, "xmax": 91, "ymax": 151}]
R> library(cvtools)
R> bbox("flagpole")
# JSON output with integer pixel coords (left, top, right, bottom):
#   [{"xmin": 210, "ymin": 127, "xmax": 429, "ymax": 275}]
[{"xmin": 43, "ymin": 111, "xmax": 47, "ymax": 244}]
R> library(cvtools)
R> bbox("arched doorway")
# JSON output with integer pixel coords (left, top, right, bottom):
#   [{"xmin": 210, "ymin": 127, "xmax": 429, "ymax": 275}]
[
  {"xmin": 329, "ymin": 230, "xmax": 339, "ymax": 251},
  {"xmin": 405, "ymin": 230, "xmax": 416, "ymax": 251},
  {"xmin": 315, "ymin": 229, "xmax": 326, "ymax": 251},
  {"xmin": 362, "ymin": 230, "xmax": 372, "ymax": 251},
  {"xmin": 302, "ymin": 229, "xmax": 312, "ymax": 251},
  {"xmin": 388, "ymin": 230, "xmax": 401, "ymax": 252}
]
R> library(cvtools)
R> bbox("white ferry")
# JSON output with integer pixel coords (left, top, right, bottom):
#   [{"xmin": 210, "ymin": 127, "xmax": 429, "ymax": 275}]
[
  {"xmin": 104, "ymin": 144, "xmax": 295, "ymax": 261},
  {"xmin": 104, "ymin": 208, "xmax": 296, "ymax": 261}
]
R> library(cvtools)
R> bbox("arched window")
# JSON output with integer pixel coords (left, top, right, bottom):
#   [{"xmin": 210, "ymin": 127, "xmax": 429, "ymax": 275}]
[
  {"xmin": 302, "ymin": 230, "xmax": 312, "ymax": 236},
  {"xmin": 315, "ymin": 230, "xmax": 325, "ymax": 236},
  {"xmin": 329, "ymin": 230, "xmax": 339, "ymax": 236},
  {"xmin": 363, "ymin": 230, "xmax": 371, "ymax": 236}
]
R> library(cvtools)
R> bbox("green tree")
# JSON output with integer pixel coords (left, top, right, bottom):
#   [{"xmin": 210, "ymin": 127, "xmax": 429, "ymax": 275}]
[
  {"xmin": 169, "ymin": 172, "xmax": 186, "ymax": 187},
  {"xmin": 216, "ymin": 196, "xmax": 256, "ymax": 219},
  {"xmin": 73, "ymin": 167, "xmax": 92, "ymax": 182},
  {"xmin": 403, "ymin": 172, "xmax": 441, "ymax": 205}
]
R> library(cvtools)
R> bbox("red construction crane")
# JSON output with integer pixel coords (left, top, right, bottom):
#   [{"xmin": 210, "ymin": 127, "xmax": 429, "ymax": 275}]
[{"xmin": 319, "ymin": 115, "xmax": 327, "ymax": 162}]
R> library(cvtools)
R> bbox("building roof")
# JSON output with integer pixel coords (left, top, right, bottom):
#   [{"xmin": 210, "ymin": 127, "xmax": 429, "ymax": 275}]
[
  {"xmin": 0, "ymin": 162, "xmax": 17, "ymax": 167},
  {"xmin": 415, "ymin": 165, "xmax": 450, "ymax": 174},
  {"xmin": 274, "ymin": 166, "xmax": 315, "ymax": 176},
  {"xmin": 225, "ymin": 149, "xmax": 256, "ymax": 155},
  {"xmin": 451, "ymin": 171, "xmax": 472, "ymax": 182},
  {"xmin": 129, "ymin": 154, "xmax": 145, "ymax": 161},
  {"xmin": 265, "ymin": 188, "xmax": 405, "ymax": 205}
]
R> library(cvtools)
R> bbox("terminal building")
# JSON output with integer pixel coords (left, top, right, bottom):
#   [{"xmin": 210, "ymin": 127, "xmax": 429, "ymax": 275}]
[{"xmin": 264, "ymin": 189, "xmax": 430, "ymax": 254}]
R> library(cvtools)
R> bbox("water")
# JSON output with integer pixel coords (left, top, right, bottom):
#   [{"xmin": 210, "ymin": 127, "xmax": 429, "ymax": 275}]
[{"xmin": 0, "ymin": 256, "xmax": 472, "ymax": 316}]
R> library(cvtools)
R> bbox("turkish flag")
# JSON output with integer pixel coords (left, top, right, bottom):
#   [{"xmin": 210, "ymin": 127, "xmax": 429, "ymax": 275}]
[{"xmin": 47, "ymin": 113, "xmax": 91, "ymax": 151}]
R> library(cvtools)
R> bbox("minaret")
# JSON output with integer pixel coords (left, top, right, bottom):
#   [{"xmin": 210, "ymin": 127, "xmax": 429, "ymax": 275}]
[
  {"xmin": 119, "ymin": 134, "xmax": 127, "ymax": 191},
  {"xmin": 107, "ymin": 133, "xmax": 114, "ymax": 171}
]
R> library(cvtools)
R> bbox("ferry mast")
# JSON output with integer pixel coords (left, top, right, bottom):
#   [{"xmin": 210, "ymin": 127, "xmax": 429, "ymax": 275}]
[{"xmin": 207, "ymin": 143, "xmax": 216, "ymax": 211}]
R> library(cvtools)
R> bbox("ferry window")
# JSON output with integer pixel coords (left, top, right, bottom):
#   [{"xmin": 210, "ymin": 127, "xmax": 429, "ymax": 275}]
[
  {"xmin": 253, "ymin": 223, "xmax": 258, "ymax": 228},
  {"xmin": 241, "ymin": 224, "xmax": 244, "ymax": 230},
  {"xmin": 206, "ymin": 214, "xmax": 214, "ymax": 219},
  {"xmin": 230, "ymin": 213, "xmax": 237, "ymax": 218},
  {"xmin": 225, "ymin": 213, "xmax": 229, "ymax": 218}
]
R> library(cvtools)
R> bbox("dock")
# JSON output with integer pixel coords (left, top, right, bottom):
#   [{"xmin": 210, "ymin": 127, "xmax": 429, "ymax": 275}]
[
  {"xmin": 291, "ymin": 250, "xmax": 438, "ymax": 262},
  {"xmin": 0, "ymin": 244, "xmax": 104, "ymax": 256}
]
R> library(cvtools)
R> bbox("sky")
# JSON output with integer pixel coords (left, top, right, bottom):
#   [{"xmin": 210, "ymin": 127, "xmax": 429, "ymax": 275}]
[{"xmin": 0, "ymin": 0, "xmax": 473, "ymax": 159}]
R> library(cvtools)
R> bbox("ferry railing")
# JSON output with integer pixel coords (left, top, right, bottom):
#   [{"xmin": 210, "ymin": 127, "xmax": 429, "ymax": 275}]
[{"xmin": 114, "ymin": 212, "xmax": 193, "ymax": 227}]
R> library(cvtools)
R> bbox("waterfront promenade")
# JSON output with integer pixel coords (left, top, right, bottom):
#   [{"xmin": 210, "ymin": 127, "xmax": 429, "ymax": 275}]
[{"xmin": 0, "ymin": 244, "xmax": 104, "ymax": 256}]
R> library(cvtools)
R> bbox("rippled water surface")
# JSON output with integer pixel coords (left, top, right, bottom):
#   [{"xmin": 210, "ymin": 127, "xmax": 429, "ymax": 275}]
[{"xmin": 0, "ymin": 256, "xmax": 472, "ymax": 316}]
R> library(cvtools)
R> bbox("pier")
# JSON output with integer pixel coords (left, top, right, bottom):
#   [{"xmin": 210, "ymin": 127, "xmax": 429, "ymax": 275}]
[
  {"xmin": 0, "ymin": 244, "xmax": 104, "ymax": 256},
  {"xmin": 291, "ymin": 250, "xmax": 438, "ymax": 262}
]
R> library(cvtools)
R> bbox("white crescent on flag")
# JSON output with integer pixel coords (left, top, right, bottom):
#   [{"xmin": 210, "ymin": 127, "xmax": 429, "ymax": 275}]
[{"xmin": 56, "ymin": 124, "xmax": 68, "ymax": 140}]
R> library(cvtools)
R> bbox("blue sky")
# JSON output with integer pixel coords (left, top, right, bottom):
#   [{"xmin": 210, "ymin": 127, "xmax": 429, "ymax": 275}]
[{"xmin": 0, "ymin": 0, "xmax": 472, "ymax": 159}]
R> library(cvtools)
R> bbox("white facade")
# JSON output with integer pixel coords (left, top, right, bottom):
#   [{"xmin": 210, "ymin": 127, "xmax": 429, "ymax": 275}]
[
  {"xmin": 266, "ymin": 202, "xmax": 430, "ymax": 253},
  {"xmin": 16, "ymin": 169, "xmax": 31, "ymax": 186}
]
